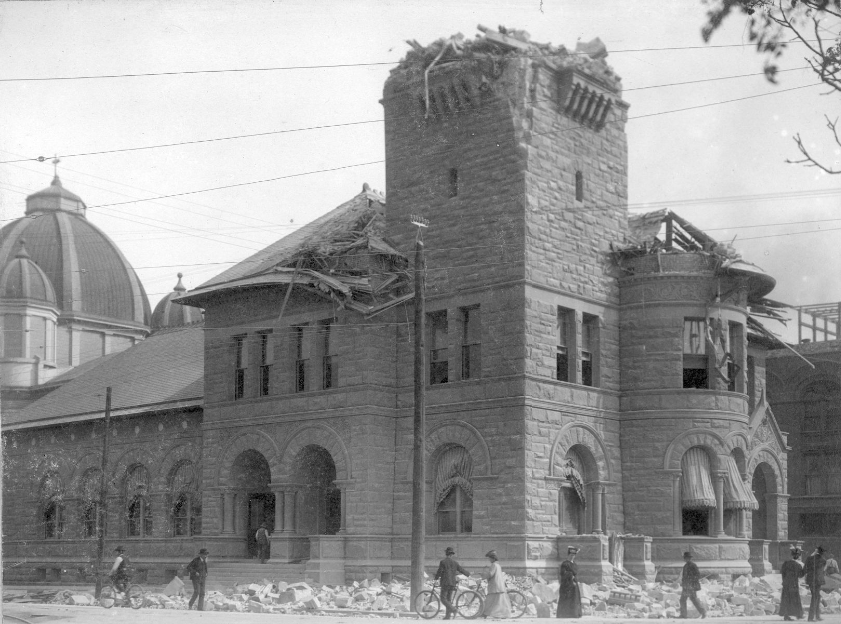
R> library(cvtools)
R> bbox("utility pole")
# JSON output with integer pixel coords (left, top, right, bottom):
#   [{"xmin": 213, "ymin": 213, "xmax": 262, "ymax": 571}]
[
  {"xmin": 410, "ymin": 215, "xmax": 428, "ymax": 606},
  {"xmin": 1, "ymin": 323, "xmax": 5, "ymax": 622},
  {"xmin": 94, "ymin": 387, "xmax": 112, "ymax": 598}
]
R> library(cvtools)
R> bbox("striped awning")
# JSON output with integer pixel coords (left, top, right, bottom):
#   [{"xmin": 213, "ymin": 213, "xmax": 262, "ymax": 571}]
[
  {"xmin": 681, "ymin": 447, "xmax": 716, "ymax": 509},
  {"xmin": 724, "ymin": 455, "xmax": 759, "ymax": 510}
]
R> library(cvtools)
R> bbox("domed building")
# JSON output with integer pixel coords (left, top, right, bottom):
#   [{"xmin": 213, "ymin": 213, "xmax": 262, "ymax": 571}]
[
  {"xmin": 0, "ymin": 175, "xmax": 151, "ymax": 410},
  {"xmin": 151, "ymin": 273, "xmax": 203, "ymax": 331}
]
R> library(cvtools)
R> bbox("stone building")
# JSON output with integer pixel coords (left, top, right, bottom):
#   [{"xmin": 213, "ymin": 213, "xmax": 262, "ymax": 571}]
[
  {"xmin": 766, "ymin": 306, "xmax": 841, "ymax": 558},
  {"xmin": 2, "ymin": 26, "xmax": 794, "ymax": 585}
]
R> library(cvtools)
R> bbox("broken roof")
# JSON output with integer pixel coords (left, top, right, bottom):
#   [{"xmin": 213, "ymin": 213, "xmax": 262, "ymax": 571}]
[
  {"xmin": 394, "ymin": 25, "xmax": 622, "ymax": 91},
  {"xmin": 177, "ymin": 186, "xmax": 409, "ymax": 315},
  {"xmin": 3, "ymin": 324, "xmax": 204, "ymax": 430}
]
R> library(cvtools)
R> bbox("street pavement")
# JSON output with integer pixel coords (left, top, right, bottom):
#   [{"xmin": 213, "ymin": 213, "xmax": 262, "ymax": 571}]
[{"xmin": 5, "ymin": 602, "xmax": 841, "ymax": 624}]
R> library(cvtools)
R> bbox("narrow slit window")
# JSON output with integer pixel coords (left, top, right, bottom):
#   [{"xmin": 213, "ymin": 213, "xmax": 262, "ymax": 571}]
[{"xmin": 575, "ymin": 171, "xmax": 584, "ymax": 202}]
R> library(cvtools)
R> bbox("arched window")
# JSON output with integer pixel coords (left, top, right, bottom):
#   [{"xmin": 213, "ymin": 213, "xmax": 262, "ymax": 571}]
[
  {"xmin": 169, "ymin": 461, "xmax": 201, "ymax": 536},
  {"xmin": 434, "ymin": 446, "xmax": 473, "ymax": 534},
  {"xmin": 79, "ymin": 469, "xmax": 102, "ymax": 539},
  {"xmin": 125, "ymin": 465, "xmax": 152, "ymax": 537},
  {"xmin": 681, "ymin": 447, "xmax": 716, "ymax": 536},
  {"xmin": 40, "ymin": 472, "xmax": 64, "ymax": 539}
]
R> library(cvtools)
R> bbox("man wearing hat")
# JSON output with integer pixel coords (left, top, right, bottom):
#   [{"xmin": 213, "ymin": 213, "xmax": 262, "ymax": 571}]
[
  {"xmin": 434, "ymin": 547, "xmax": 470, "ymax": 620},
  {"xmin": 679, "ymin": 551, "xmax": 707, "ymax": 619},
  {"xmin": 805, "ymin": 546, "xmax": 827, "ymax": 621},
  {"xmin": 255, "ymin": 522, "xmax": 270, "ymax": 564},
  {"xmin": 109, "ymin": 545, "xmax": 131, "ymax": 594},
  {"xmin": 185, "ymin": 548, "xmax": 209, "ymax": 611}
]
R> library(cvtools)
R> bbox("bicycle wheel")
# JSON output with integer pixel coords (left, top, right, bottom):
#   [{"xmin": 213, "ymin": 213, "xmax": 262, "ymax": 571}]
[
  {"xmin": 507, "ymin": 590, "xmax": 528, "ymax": 618},
  {"xmin": 455, "ymin": 589, "xmax": 484, "ymax": 619},
  {"xmin": 414, "ymin": 590, "xmax": 441, "ymax": 619},
  {"xmin": 99, "ymin": 585, "xmax": 116, "ymax": 609},
  {"xmin": 127, "ymin": 584, "xmax": 144, "ymax": 609}
]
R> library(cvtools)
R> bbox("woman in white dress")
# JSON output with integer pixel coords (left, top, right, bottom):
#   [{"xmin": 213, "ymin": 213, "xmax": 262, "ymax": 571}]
[{"xmin": 482, "ymin": 550, "xmax": 512, "ymax": 618}]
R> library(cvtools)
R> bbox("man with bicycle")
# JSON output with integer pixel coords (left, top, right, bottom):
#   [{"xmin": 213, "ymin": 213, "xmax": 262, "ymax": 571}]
[
  {"xmin": 109, "ymin": 545, "xmax": 131, "ymax": 594},
  {"xmin": 434, "ymin": 547, "xmax": 470, "ymax": 620}
]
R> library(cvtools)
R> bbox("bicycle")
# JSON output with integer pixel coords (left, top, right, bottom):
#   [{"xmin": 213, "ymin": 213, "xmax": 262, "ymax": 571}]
[
  {"xmin": 472, "ymin": 579, "xmax": 530, "ymax": 619},
  {"xmin": 414, "ymin": 580, "xmax": 485, "ymax": 619},
  {"xmin": 97, "ymin": 575, "xmax": 144, "ymax": 609}
]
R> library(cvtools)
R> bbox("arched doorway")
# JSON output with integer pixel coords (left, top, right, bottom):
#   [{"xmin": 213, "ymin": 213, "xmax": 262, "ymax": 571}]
[
  {"xmin": 559, "ymin": 445, "xmax": 599, "ymax": 535},
  {"xmin": 232, "ymin": 449, "xmax": 274, "ymax": 558},
  {"xmin": 752, "ymin": 465, "xmax": 769, "ymax": 539},
  {"xmin": 295, "ymin": 445, "xmax": 340, "ymax": 536}
]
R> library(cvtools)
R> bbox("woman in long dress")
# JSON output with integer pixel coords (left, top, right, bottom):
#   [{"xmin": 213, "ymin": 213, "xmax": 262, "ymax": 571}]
[
  {"xmin": 482, "ymin": 550, "xmax": 512, "ymax": 618},
  {"xmin": 557, "ymin": 546, "xmax": 582, "ymax": 619},
  {"xmin": 779, "ymin": 547, "xmax": 804, "ymax": 621}
]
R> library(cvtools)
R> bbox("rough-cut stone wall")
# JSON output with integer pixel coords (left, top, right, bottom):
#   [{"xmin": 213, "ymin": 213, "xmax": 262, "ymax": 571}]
[{"xmin": 3, "ymin": 409, "xmax": 203, "ymax": 582}]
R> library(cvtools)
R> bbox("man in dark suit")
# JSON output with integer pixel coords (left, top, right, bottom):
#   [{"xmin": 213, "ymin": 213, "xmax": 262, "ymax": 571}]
[
  {"xmin": 185, "ymin": 548, "xmax": 209, "ymax": 611},
  {"xmin": 805, "ymin": 545, "xmax": 827, "ymax": 621},
  {"xmin": 434, "ymin": 547, "xmax": 470, "ymax": 620},
  {"xmin": 679, "ymin": 551, "xmax": 707, "ymax": 619}
]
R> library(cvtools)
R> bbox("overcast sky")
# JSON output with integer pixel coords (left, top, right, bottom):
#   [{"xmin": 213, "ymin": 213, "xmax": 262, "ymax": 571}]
[{"xmin": 1, "ymin": 0, "xmax": 838, "ymax": 338}]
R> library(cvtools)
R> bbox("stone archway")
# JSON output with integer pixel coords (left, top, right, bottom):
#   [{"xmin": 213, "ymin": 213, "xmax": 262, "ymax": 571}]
[
  {"xmin": 293, "ymin": 445, "xmax": 341, "ymax": 536},
  {"xmin": 231, "ymin": 449, "xmax": 274, "ymax": 558},
  {"xmin": 751, "ymin": 460, "xmax": 779, "ymax": 540}
]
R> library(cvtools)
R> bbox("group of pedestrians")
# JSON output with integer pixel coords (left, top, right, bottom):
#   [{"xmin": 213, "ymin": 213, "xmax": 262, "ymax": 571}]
[
  {"xmin": 780, "ymin": 544, "xmax": 836, "ymax": 622},
  {"xmin": 433, "ymin": 545, "xmax": 583, "ymax": 619}
]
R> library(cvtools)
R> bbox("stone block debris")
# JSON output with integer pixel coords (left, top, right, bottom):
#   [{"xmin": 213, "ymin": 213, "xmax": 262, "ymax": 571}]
[{"xmin": 8, "ymin": 571, "xmax": 841, "ymax": 618}]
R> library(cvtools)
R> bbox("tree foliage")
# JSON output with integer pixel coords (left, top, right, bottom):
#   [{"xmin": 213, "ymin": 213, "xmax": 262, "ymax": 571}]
[{"xmin": 702, "ymin": 0, "xmax": 841, "ymax": 173}]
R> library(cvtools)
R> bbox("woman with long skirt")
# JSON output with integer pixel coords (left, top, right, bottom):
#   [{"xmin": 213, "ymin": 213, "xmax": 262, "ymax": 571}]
[
  {"xmin": 482, "ymin": 550, "xmax": 512, "ymax": 618},
  {"xmin": 557, "ymin": 546, "xmax": 582, "ymax": 619},
  {"xmin": 780, "ymin": 546, "xmax": 805, "ymax": 621}
]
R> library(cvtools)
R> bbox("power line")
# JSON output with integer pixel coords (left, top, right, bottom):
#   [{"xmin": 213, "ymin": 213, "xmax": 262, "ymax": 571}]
[
  {"xmin": 0, "ymin": 40, "xmax": 814, "ymax": 83},
  {"xmin": 0, "ymin": 68, "xmax": 809, "ymax": 166},
  {"xmin": 77, "ymin": 81, "xmax": 817, "ymax": 209}
]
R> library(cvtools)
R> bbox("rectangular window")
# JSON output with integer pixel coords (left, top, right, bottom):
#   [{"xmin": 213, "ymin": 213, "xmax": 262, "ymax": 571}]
[
  {"xmin": 429, "ymin": 311, "xmax": 448, "ymax": 385},
  {"xmin": 258, "ymin": 331, "xmax": 273, "ymax": 397},
  {"xmin": 321, "ymin": 320, "xmax": 337, "ymax": 389},
  {"xmin": 2, "ymin": 314, "xmax": 23, "ymax": 358},
  {"xmin": 233, "ymin": 335, "xmax": 247, "ymax": 400},
  {"xmin": 803, "ymin": 402, "xmax": 823, "ymax": 432},
  {"xmin": 747, "ymin": 355, "xmax": 756, "ymax": 410},
  {"xmin": 295, "ymin": 326, "xmax": 310, "ymax": 393},
  {"xmin": 727, "ymin": 322, "xmax": 744, "ymax": 392},
  {"xmin": 683, "ymin": 319, "xmax": 708, "ymax": 389},
  {"xmin": 805, "ymin": 453, "xmax": 823, "ymax": 495},
  {"xmin": 448, "ymin": 168, "xmax": 459, "ymax": 198},
  {"xmin": 461, "ymin": 306, "xmax": 481, "ymax": 380},
  {"xmin": 827, "ymin": 452, "xmax": 841, "ymax": 495},
  {"xmin": 582, "ymin": 314, "xmax": 599, "ymax": 387},
  {"xmin": 575, "ymin": 171, "xmax": 584, "ymax": 202},
  {"xmin": 800, "ymin": 513, "xmax": 826, "ymax": 537},
  {"xmin": 557, "ymin": 308, "xmax": 573, "ymax": 382}
]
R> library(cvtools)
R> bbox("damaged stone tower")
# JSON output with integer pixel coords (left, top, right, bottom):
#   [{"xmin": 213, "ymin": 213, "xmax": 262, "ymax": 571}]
[{"xmin": 382, "ymin": 29, "xmax": 630, "ymax": 578}]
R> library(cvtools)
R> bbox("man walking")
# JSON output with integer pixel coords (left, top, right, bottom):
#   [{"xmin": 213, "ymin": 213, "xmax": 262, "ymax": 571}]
[
  {"xmin": 679, "ymin": 551, "xmax": 707, "ymax": 619},
  {"xmin": 185, "ymin": 548, "xmax": 209, "ymax": 611},
  {"xmin": 805, "ymin": 545, "xmax": 827, "ymax": 621},
  {"xmin": 434, "ymin": 547, "xmax": 469, "ymax": 620}
]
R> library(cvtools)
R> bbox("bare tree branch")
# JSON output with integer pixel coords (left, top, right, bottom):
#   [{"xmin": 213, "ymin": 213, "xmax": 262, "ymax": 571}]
[{"xmin": 785, "ymin": 117, "xmax": 841, "ymax": 173}]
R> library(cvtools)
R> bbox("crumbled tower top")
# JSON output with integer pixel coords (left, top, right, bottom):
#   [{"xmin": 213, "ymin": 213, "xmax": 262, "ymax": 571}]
[{"xmin": 392, "ymin": 24, "xmax": 622, "ymax": 93}]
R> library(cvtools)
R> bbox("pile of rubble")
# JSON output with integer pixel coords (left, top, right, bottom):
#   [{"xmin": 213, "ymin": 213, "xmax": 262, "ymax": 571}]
[{"xmin": 7, "ymin": 572, "xmax": 841, "ymax": 618}]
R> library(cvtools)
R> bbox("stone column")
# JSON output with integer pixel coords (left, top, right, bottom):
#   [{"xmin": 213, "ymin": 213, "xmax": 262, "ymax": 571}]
[
  {"xmin": 737, "ymin": 508, "xmax": 749, "ymax": 538},
  {"xmin": 591, "ymin": 483, "xmax": 603, "ymax": 534},
  {"xmin": 270, "ymin": 486, "xmax": 284, "ymax": 533},
  {"xmin": 667, "ymin": 470, "xmax": 682, "ymax": 536},
  {"xmin": 235, "ymin": 491, "xmax": 248, "ymax": 536},
  {"xmin": 713, "ymin": 471, "xmax": 726, "ymax": 537},
  {"xmin": 222, "ymin": 489, "xmax": 235, "ymax": 534},
  {"xmin": 337, "ymin": 483, "xmax": 348, "ymax": 534},
  {"xmin": 282, "ymin": 489, "xmax": 297, "ymax": 534}
]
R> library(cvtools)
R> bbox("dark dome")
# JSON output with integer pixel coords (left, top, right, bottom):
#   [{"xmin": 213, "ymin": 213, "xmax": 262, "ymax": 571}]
[
  {"xmin": 0, "ymin": 177, "xmax": 150, "ymax": 326},
  {"xmin": 0, "ymin": 240, "xmax": 57, "ymax": 305},
  {"xmin": 151, "ymin": 273, "xmax": 203, "ymax": 330}
]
